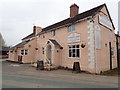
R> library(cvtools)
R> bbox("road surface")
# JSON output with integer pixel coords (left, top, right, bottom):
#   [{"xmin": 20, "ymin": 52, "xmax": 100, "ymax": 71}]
[
  {"xmin": 2, "ymin": 73, "xmax": 118, "ymax": 88},
  {"xmin": 2, "ymin": 60, "xmax": 119, "ymax": 88}
]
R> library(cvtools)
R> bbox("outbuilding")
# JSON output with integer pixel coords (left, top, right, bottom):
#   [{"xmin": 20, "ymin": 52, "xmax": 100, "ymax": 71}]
[{"xmin": 9, "ymin": 26, "xmax": 41, "ymax": 63}]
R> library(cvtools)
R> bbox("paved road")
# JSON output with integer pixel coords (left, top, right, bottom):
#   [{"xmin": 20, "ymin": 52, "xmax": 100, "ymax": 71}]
[
  {"xmin": 2, "ymin": 60, "xmax": 119, "ymax": 88},
  {"xmin": 2, "ymin": 73, "xmax": 118, "ymax": 88}
]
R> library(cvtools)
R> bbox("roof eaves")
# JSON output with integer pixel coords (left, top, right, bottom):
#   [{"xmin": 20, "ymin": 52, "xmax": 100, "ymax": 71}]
[{"xmin": 37, "ymin": 16, "xmax": 91, "ymax": 35}]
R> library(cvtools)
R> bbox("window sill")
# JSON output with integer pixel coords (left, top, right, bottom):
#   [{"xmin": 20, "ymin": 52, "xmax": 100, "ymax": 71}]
[
  {"xmin": 21, "ymin": 55, "xmax": 28, "ymax": 56},
  {"xmin": 68, "ymin": 57, "xmax": 80, "ymax": 59}
]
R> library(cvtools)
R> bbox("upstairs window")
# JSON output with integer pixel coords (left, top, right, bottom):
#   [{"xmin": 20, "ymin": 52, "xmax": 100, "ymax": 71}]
[
  {"xmin": 68, "ymin": 24, "xmax": 76, "ymax": 32},
  {"xmin": 10, "ymin": 51, "xmax": 13, "ymax": 53},
  {"xmin": 9, "ymin": 51, "xmax": 13, "ymax": 54},
  {"xmin": 41, "ymin": 34, "xmax": 45, "ymax": 39},
  {"xmin": 51, "ymin": 30, "xmax": 56, "ymax": 36}
]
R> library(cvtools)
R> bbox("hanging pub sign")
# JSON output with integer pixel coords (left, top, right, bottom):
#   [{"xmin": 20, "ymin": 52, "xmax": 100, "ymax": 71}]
[
  {"xmin": 67, "ymin": 33, "xmax": 80, "ymax": 43},
  {"xmin": 99, "ymin": 15, "xmax": 113, "ymax": 30}
]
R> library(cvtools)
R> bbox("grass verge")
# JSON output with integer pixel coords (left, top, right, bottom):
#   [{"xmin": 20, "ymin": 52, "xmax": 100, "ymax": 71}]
[{"xmin": 100, "ymin": 68, "xmax": 120, "ymax": 76}]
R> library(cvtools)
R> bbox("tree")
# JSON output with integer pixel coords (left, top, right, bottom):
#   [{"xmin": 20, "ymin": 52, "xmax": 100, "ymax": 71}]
[{"xmin": 0, "ymin": 33, "xmax": 6, "ymax": 47}]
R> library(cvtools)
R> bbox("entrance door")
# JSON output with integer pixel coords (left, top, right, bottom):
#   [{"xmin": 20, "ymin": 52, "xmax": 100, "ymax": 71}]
[
  {"xmin": 109, "ymin": 42, "xmax": 112, "ymax": 70},
  {"xmin": 46, "ymin": 45, "xmax": 52, "ymax": 64},
  {"xmin": 18, "ymin": 55, "xmax": 22, "ymax": 63}
]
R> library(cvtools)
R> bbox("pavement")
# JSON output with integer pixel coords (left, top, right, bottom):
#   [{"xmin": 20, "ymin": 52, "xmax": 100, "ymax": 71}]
[{"xmin": 2, "ymin": 60, "xmax": 119, "ymax": 88}]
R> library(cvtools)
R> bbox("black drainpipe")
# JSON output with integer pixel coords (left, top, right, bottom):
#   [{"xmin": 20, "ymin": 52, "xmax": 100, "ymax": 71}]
[
  {"xmin": 109, "ymin": 42, "xmax": 112, "ymax": 70},
  {"xmin": 116, "ymin": 35, "xmax": 120, "ymax": 68}
]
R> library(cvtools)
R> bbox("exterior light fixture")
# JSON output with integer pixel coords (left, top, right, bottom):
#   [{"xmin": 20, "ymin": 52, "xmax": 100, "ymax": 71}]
[
  {"xmin": 81, "ymin": 41, "xmax": 86, "ymax": 48},
  {"xmin": 35, "ymin": 48, "xmax": 38, "ymax": 50}
]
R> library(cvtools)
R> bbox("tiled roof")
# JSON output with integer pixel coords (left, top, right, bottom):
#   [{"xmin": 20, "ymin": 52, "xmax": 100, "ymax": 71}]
[
  {"xmin": 49, "ymin": 39, "xmax": 63, "ymax": 49},
  {"xmin": 10, "ymin": 38, "xmax": 34, "ymax": 50},
  {"xmin": 22, "ymin": 33, "xmax": 35, "ymax": 40},
  {"xmin": 0, "ymin": 47, "xmax": 10, "ymax": 51},
  {"xmin": 39, "ymin": 4, "xmax": 106, "ymax": 34}
]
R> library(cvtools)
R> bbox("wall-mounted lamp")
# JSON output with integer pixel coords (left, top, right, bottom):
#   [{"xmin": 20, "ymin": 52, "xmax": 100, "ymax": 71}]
[
  {"xmin": 81, "ymin": 41, "xmax": 86, "ymax": 48},
  {"xmin": 35, "ymin": 48, "xmax": 38, "ymax": 50}
]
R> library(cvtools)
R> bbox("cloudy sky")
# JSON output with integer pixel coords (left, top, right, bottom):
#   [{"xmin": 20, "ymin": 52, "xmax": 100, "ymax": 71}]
[{"xmin": 0, "ymin": 0, "xmax": 119, "ymax": 46}]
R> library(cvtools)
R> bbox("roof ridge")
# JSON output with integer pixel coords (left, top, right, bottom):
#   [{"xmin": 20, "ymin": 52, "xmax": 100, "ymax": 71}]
[
  {"xmin": 78, "ymin": 3, "xmax": 105, "ymax": 15},
  {"xmin": 39, "ymin": 3, "xmax": 105, "ymax": 33}
]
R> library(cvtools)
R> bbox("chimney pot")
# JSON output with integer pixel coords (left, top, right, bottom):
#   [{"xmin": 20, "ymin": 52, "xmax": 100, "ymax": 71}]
[{"xmin": 33, "ymin": 26, "xmax": 36, "ymax": 34}]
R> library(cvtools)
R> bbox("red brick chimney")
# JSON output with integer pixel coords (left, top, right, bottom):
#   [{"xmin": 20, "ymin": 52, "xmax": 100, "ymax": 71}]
[
  {"xmin": 33, "ymin": 26, "xmax": 36, "ymax": 34},
  {"xmin": 70, "ymin": 3, "xmax": 79, "ymax": 17},
  {"xmin": 33, "ymin": 26, "xmax": 42, "ymax": 35}
]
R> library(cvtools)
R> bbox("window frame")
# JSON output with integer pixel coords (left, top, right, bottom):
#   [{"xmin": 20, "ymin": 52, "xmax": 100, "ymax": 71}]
[
  {"xmin": 51, "ymin": 30, "xmax": 56, "ymax": 36},
  {"xmin": 21, "ymin": 50, "xmax": 24, "ymax": 55},
  {"xmin": 21, "ymin": 49, "xmax": 28, "ymax": 55},
  {"xmin": 41, "ymin": 34, "xmax": 45, "ymax": 39},
  {"xmin": 10, "ymin": 51, "xmax": 13, "ymax": 53},
  {"xmin": 9, "ymin": 51, "xmax": 13, "ymax": 54},
  {"xmin": 68, "ymin": 45, "xmax": 80, "ymax": 59},
  {"xmin": 111, "ymin": 47, "xmax": 114, "ymax": 56},
  {"xmin": 25, "ymin": 49, "xmax": 28, "ymax": 55},
  {"xmin": 68, "ymin": 24, "xmax": 76, "ymax": 32}
]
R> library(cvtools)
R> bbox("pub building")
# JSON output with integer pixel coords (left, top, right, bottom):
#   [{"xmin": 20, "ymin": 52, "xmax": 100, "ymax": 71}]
[{"xmin": 9, "ymin": 3, "xmax": 117, "ymax": 73}]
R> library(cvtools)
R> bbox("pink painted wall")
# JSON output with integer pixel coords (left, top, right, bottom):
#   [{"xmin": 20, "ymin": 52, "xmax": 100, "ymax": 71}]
[
  {"xmin": 36, "ymin": 6, "xmax": 117, "ymax": 73},
  {"xmin": 9, "ymin": 38, "xmax": 37, "ymax": 63},
  {"xmin": 9, "ymin": 5, "xmax": 117, "ymax": 73},
  {"xmin": 93, "ymin": 6, "xmax": 117, "ymax": 73}
]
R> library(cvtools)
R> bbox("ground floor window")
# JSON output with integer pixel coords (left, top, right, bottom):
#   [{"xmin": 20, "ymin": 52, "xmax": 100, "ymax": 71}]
[
  {"xmin": 25, "ymin": 50, "xmax": 28, "ymax": 55},
  {"xmin": 68, "ymin": 45, "xmax": 80, "ymax": 58},
  {"xmin": 21, "ymin": 50, "xmax": 24, "ymax": 55},
  {"xmin": 21, "ymin": 49, "xmax": 28, "ymax": 55},
  {"xmin": 10, "ymin": 51, "xmax": 13, "ymax": 54}
]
